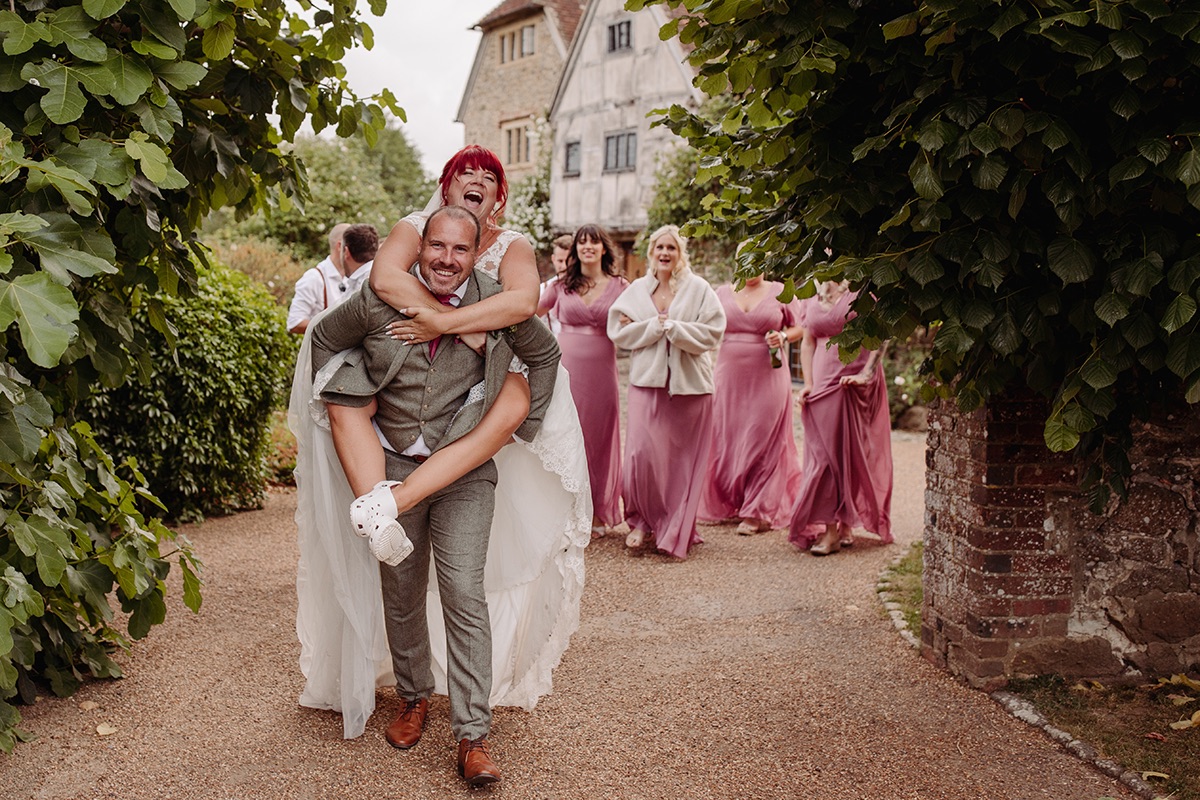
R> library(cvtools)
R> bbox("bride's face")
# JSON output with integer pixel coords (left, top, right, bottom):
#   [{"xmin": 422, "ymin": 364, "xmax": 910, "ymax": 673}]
[{"xmin": 446, "ymin": 166, "xmax": 500, "ymax": 222}]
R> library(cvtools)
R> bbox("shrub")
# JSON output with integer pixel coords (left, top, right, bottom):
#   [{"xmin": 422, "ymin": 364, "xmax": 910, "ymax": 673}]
[
  {"xmin": 85, "ymin": 265, "xmax": 297, "ymax": 521},
  {"xmin": 209, "ymin": 238, "xmax": 306, "ymax": 306}
]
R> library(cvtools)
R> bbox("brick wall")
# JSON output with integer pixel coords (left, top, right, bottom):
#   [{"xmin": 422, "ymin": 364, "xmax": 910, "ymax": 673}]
[{"xmin": 922, "ymin": 391, "xmax": 1200, "ymax": 687}]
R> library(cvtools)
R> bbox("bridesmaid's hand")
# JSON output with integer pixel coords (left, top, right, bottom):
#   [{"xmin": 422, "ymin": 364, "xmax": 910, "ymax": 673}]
[
  {"xmin": 796, "ymin": 385, "xmax": 811, "ymax": 406},
  {"xmin": 618, "ymin": 313, "xmax": 633, "ymax": 327},
  {"xmin": 839, "ymin": 369, "xmax": 871, "ymax": 387},
  {"xmin": 388, "ymin": 306, "xmax": 447, "ymax": 344},
  {"xmin": 764, "ymin": 330, "xmax": 785, "ymax": 349}
]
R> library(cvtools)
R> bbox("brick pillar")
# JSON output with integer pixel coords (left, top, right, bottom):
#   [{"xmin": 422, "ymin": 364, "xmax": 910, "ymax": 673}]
[{"xmin": 922, "ymin": 390, "xmax": 1200, "ymax": 686}]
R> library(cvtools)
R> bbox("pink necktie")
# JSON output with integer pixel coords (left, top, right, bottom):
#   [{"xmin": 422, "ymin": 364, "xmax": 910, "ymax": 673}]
[{"xmin": 428, "ymin": 294, "xmax": 456, "ymax": 359}]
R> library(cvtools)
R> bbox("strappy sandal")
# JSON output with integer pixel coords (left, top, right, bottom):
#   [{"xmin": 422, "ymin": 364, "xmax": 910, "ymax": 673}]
[
  {"xmin": 350, "ymin": 480, "xmax": 402, "ymax": 538},
  {"xmin": 625, "ymin": 529, "xmax": 646, "ymax": 549}
]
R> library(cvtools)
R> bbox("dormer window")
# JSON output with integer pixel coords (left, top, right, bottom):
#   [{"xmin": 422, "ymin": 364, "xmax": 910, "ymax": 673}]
[{"xmin": 500, "ymin": 24, "xmax": 536, "ymax": 63}]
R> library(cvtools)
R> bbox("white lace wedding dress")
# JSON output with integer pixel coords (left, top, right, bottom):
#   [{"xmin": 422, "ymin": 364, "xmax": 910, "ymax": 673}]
[{"xmin": 290, "ymin": 213, "xmax": 592, "ymax": 739}]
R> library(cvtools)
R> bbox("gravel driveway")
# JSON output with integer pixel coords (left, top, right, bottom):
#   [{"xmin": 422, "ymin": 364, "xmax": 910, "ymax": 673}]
[{"xmin": 0, "ymin": 426, "xmax": 1136, "ymax": 800}]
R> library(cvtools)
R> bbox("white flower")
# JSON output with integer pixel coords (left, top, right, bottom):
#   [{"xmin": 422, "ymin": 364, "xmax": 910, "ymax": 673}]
[{"xmin": 894, "ymin": 375, "xmax": 906, "ymax": 385}]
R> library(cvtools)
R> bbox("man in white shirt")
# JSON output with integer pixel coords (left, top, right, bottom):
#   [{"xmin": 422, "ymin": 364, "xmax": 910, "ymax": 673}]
[
  {"xmin": 538, "ymin": 233, "xmax": 573, "ymax": 335},
  {"xmin": 288, "ymin": 222, "xmax": 374, "ymax": 333}
]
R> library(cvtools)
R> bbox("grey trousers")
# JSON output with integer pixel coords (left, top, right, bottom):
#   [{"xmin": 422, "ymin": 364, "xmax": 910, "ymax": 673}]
[{"xmin": 380, "ymin": 452, "xmax": 497, "ymax": 741}]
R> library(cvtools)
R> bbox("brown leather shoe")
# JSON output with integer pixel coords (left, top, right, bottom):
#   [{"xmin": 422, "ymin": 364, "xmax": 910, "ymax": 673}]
[
  {"xmin": 457, "ymin": 736, "xmax": 501, "ymax": 786},
  {"xmin": 384, "ymin": 697, "xmax": 428, "ymax": 749}
]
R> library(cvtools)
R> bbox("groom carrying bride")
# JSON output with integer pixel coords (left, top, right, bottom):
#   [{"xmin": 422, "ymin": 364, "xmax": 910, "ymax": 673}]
[{"xmin": 310, "ymin": 204, "xmax": 561, "ymax": 786}]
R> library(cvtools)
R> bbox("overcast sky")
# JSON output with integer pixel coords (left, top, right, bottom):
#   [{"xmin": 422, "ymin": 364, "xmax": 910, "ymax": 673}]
[{"xmin": 340, "ymin": 2, "xmax": 502, "ymax": 176}]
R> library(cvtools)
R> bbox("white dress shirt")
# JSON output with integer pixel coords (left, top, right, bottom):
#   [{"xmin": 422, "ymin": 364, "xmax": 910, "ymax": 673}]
[{"xmin": 287, "ymin": 258, "xmax": 373, "ymax": 331}]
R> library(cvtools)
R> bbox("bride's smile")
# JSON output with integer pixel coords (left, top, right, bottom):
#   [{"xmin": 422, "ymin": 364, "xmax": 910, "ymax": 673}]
[{"xmin": 448, "ymin": 167, "xmax": 499, "ymax": 219}]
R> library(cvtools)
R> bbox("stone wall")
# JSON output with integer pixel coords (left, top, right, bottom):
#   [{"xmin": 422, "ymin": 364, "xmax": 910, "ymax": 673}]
[
  {"xmin": 922, "ymin": 391, "xmax": 1200, "ymax": 688},
  {"xmin": 460, "ymin": 13, "xmax": 565, "ymax": 183}
]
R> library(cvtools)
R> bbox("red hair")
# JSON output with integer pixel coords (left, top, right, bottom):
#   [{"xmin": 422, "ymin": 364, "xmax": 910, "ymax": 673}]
[{"xmin": 438, "ymin": 145, "xmax": 508, "ymax": 221}]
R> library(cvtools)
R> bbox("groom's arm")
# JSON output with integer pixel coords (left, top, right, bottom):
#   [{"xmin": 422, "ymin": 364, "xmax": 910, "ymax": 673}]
[
  {"xmin": 506, "ymin": 317, "xmax": 561, "ymax": 441},
  {"xmin": 310, "ymin": 285, "xmax": 378, "ymax": 377}
]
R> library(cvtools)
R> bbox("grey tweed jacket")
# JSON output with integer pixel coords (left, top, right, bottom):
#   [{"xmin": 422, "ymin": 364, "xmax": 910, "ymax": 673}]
[{"xmin": 310, "ymin": 268, "xmax": 560, "ymax": 451}]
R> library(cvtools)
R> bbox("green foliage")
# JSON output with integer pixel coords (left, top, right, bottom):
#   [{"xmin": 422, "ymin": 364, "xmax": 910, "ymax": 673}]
[
  {"xmin": 0, "ymin": 0, "xmax": 396, "ymax": 749},
  {"xmin": 637, "ymin": 0, "xmax": 1200, "ymax": 501},
  {"xmin": 0, "ymin": 416, "xmax": 202, "ymax": 753},
  {"xmin": 212, "ymin": 124, "xmax": 434, "ymax": 264},
  {"xmin": 85, "ymin": 265, "xmax": 296, "ymax": 521},
  {"xmin": 504, "ymin": 115, "xmax": 553, "ymax": 258},
  {"xmin": 641, "ymin": 97, "xmax": 739, "ymax": 280},
  {"xmin": 209, "ymin": 237, "xmax": 304, "ymax": 305},
  {"xmin": 364, "ymin": 120, "xmax": 436, "ymax": 223},
  {"xmin": 885, "ymin": 329, "xmax": 935, "ymax": 424}
]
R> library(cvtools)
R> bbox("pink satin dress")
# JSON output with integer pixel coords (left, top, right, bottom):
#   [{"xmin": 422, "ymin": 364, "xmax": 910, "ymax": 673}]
[
  {"xmin": 541, "ymin": 277, "xmax": 627, "ymax": 526},
  {"xmin": 700, "ymin": 284, "xmax": 803, "ymax": 528},
  {"xmin": 788, "ymin": 291, "xmax": 893, "ymax": 549}
]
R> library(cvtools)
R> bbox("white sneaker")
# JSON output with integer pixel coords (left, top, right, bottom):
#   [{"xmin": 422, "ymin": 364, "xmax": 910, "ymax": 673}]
[
  {"xmin": 369, "ymin": 518, "xmax": 414, "ymax": 566},
  {"xmin": 350, "ymin": 481, "xmax": 402, "ymax": 538}
]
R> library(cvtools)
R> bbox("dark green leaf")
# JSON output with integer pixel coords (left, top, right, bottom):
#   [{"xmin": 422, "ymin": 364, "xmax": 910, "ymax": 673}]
[
  {"xmin": 882, "ymin": 14, "xmax": 918, "ymax": 40},
  {"xmin": 102, "ymin": 53, "xmax": 154, "ymax": 106},
  {"xmin": 1094, "ymin": 292, "xmax": 1130, "ymax": 326},
  {"xmin": 909, "ymin": 159, "xmax": 944, "ymax": 200},
  {"xmin": 1044, "ymin": 415, "xmax": 1081, "ymax": 451},
  {"xmin": 972, "ymin": 155, "xmax": 1008, "ymax": 190},
  {"xmin": 1168, "ymin": 256, "xmax": 1200, "ymax": 293},
  {"xmin": 166, "ymin": 0, "xmax": 196, "ymax": 20},
  {"xmin": 1124, "ymin": 255, "xmax": 1164, "ymax": 296},
  {"xmin": 1137, "ymin": 137, "xmax": 1171, "ymax": 165},
  {"xmin": 45, "ymin": 7, "xmax": 109, "ymax": 62},
  {"xmin": 1177, "ymin": 150, "xmax": 1200, "ymax": 186},
  {"xmin": 17, "ymin": 214, "xmax": 116, "ymax": 281},
  {"xmin": 0, "ymin": 11, "xmax": 48, "ymax": 56},
  {"xmin": 1166, "ymin": 328, "xmax": 1200, "ymax": 377},
  {"xmin": 0, "ymin": 274, "xmax": 79, "ymax": 367},
  {"xmin": 1047, "ymin": 237, "xmax": 1095, "ymax": 284},
  {"xmin": 987, "ymin": 312, "xmax": 1021, "ymax": 356},
  {"xmin": 1080, "ymin": 356, "xmax": 1118, "ymax": 389},
  {"xmin": 1162, "ymin": 295, "xmax": 1197, "ymax": 333},
  {"xmin": 969, "ymin": 124, "xmax": 1000, "ymax": 154},
  {"xmin": 83, "ymin": 0, "xmax": 128, "ymax": 20},
  {"xmin": 1109, "ymin": 30, "xmax": 1145, "ymax": 59},
  {"xmin": 1108, "ymin": 157, "xmax": 1146, "ymax": 186}
]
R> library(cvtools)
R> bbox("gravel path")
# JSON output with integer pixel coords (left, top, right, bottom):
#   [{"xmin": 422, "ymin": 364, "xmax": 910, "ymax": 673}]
[{"xmin": 1, "ymin": 428, "xmax": 1136, "ymax": 799}]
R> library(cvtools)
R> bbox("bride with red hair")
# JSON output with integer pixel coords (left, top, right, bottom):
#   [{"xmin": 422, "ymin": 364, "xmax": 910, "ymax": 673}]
[{"xmin": 290, "ymin": 145, "xmax": 590, "ymax": 740}]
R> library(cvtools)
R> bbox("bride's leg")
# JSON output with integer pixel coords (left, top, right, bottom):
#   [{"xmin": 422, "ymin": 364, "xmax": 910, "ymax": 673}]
[
  {"xmin": 328, "ymin": 399, "xmax": 387, "ymax": 497},
  {"xmin": 390, "ymin": 373, "xmax": 531, "ymax": 514}
]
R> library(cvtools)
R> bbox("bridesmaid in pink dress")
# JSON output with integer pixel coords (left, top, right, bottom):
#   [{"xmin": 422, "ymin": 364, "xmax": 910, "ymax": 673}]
[
  {"xmin": 539, "ymin": 224, "xmax": 628, "ymax": 533},
  {"xmin": 701, "ymin": 275, "xmax": 804, "ymax": 534},
  {"xmin": 608, "ymin": 225, "xmax": 726, "ymax": 559},
  {"xmin": 789, "ymin": 281, "xmax": 893, "ymax": 555}
]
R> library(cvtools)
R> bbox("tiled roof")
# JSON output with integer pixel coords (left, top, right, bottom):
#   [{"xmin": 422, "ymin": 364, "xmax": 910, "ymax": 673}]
[
  {"xmin": 475, "ymin": 0, "xmax": 586, "ymax": 46},
  {"xmin": 546, "ymin": 0, "xmax": 585, "ymax": 45}
]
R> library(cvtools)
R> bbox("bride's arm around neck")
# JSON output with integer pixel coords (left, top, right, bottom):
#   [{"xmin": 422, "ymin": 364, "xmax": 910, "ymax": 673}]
[{"xmin": 369, "ymin": 218, "xmax": 539, "ymax": 336}]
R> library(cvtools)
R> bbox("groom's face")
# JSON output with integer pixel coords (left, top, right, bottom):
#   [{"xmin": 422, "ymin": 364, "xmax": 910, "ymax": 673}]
[{"xmin": 418, "ymin": 214, "xmax": 479, "ymax": 296}]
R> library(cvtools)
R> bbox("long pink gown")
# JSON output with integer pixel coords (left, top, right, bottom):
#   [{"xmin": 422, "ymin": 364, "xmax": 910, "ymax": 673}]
[
  {"xmin": 788, "ymin": 291, "xmax": 893, "ymax": 549},
  {"xmin": 701, "ymin": 284, "xmax": 803, "ymax": 528},
  {"xmin": 624, "ymin": 387, "xmax": 712, "ymax": 557},
  {"xmin": 542, "ymin": 277, "xmax": 627, "ymax": 526}
]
